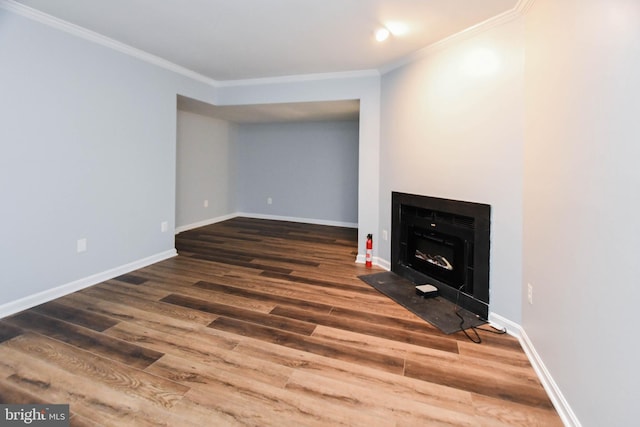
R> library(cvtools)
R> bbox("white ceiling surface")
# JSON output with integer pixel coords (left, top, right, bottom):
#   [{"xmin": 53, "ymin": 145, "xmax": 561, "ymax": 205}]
[
  {"xmin": 178, "ymin": 96, "xmax": 360, "ymax": 124},
  {"xmin": 15, "ymin": 0, "xmax": 518, "ymax": 81},
  {"xmin": 15, "ymin": 0, "xmax": 518, "ymax": 121}
]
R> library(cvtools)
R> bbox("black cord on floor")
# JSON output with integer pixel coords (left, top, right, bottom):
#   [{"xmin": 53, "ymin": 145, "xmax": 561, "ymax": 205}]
[{"xmin": 455, "ymin": 284, "xmax": 507, "ymax": 344}]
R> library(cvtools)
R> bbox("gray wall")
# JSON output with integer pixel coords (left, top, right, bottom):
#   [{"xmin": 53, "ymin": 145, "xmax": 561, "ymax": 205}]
[
  {"xmin": 0, "ymin": 5, "xmax": 377, "ymax": 314},
  {"xmin": 215, "ymin": 76, "xmax": 380, "ymax": 259},
  {"xmin": 0, "ymin": 8, "xmax": 215, "ymax": 308},
  {"xmin": 8, "ymin": 1, "xmax": 635, "ymax": 422},
  {"xmin": 523, "ymin": 0, "xmax": 640, "ymax": 424},
  {"xmin": 378, "ymin": 18, "xmax": 525, "ymax": 323},
  {"xmin": 236, "ymin": 121, "xmax": 359, "ymax": 226},
  {"xmin": 176, "ymin": 110, "xmax": 236, "ymax": 229}
]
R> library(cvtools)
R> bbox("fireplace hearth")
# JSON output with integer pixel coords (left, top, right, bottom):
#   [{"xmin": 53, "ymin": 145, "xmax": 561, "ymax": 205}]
[{"xmin": 391, "ymin": 192, "xmax": 491, "ymax": 318}]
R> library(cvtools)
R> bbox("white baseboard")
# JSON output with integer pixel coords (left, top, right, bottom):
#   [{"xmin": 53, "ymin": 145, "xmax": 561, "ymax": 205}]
[
  {"xmin": 374, "ymin": 257, "xmax": 391, "ymax": 270},
  {"xmin": 354, "ymin": 254, "xmax": 390, "ymax": 270},
  {"xmin": 488, "ymin": 312, "xmax": 580, "ymax": 427},
  {"xmin": 175, "ymin": 213, "xmax": 237, "ymax": 234},
  {"xmin": 487, "ymin": 312, "xmax": 523, "ymax": 339},
  {"xmin": 0, "ymin": 249, "xmax": 177, "ymax": 319},
  {"xmin": 237, "ymin": 212, "xmax": 358, "ymax": 229}
]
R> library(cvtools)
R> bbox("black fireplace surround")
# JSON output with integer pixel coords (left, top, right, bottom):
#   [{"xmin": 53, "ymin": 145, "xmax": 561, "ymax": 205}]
[{"xmin": 391, "ymin": 192, "xmax": 491, "ymax": 318}]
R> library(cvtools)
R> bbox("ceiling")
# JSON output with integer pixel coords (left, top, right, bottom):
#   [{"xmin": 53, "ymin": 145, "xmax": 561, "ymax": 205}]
[
  {"xmin": 178, "ymin": 96, "xmax": 360, "ymax": 124},
  {"xmin": 13, "ymin": 0, "xmax": 518, "ymax": 122},
  {"xmin": 15, "ymin": 0, "xmax": 518, "ymax": 82}
]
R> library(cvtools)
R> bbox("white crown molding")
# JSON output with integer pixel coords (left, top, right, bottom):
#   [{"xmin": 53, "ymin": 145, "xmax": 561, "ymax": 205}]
[
  {"xmin": 0, "ymin": 0, "xmax": 378, "ymax": 89},
  {"xmin": 214, "ymin": 69, "xmax": 380, "ymax": 88},
  {"xmin": 489, "ymin": 312, "xmax": 581, "ymax": 427},
  {"xmin": 0, "ymin": 0, "xmax": 219, "ymax": 87},
  {"xmin": 515, "ymin": 0, "xmax": 537, "ymax": 15},
  {"xmin": 1, "ymin": 0, "xmax": 535, "ymax": 89},
  {"xmin": 0, "ymin": 249, "xmax": 177, "ymax": 319},
  {"xmin": 379, "ymin": 0, "xmax": 537, "ymax": 75}
]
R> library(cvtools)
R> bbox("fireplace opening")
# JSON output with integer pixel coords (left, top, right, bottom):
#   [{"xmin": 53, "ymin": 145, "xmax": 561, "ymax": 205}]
[
  {"xmin": 392, "ymin": 192, "xmax": 490, "ymax": 318},
  {"xmin": 408, "ymin": 226, "xmax": 465, "ymax": 287}
]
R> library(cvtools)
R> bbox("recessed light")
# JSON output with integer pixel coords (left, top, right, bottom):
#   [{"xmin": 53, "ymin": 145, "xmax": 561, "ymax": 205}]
[
  {"xmin": 375, "ymin": 27, "xmax": 390, "ymax": 42},
  {"xmin": 386, "ymin": 21, "xmax": 410, "ymax": 37}
]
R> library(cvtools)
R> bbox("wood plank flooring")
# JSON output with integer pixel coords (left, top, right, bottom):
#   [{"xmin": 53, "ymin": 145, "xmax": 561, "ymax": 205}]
[{"xmin": 0, "ymin": 217, "xmax": 562, "ymax": 426}]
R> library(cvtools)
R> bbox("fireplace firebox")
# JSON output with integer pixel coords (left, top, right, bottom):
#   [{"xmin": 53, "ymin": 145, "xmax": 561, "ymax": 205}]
[{"xmin": 391, "ymin": 192, "xmax": 491, "ymax": 318}]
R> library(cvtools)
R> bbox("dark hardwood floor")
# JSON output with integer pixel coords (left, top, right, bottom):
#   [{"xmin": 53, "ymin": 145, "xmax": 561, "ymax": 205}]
[{"xmin": 0, "ymin": 217, "xmax": 562, "ymax": 426}]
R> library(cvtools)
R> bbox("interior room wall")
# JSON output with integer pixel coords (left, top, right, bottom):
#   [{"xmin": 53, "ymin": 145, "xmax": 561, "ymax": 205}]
[
  {"xmin": 378, "ymin": 18, "xmax": 525, "ymax": 323},
  {"xmin": 236, "ymin": 120, "xmax": 359, "ymax": 226},
  {"xmin": 0, "ymin": 8, "xmax": 215, "ymax": 312},
  {"xmin": 0, "ymin": 3, "xmax": 381, "ymax": 311},
  {"xmin": 523, "ymin": 0, "xmax": 640, "ymax": 424},
  {"xmin": 176, "ymin": 110, "xmax": 236, "ymax": 230},
  {"xmin": 216, "ymin": 75, "xmax": 380, "ymax": 258}
]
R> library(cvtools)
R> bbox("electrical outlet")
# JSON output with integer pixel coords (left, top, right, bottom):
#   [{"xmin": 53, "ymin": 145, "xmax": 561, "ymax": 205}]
[
  {"xmin": 382, "ymin": 229, "xmax": 388, "ymax": 241},
  {"xmin": 161, "ymin": 221, "xmax": 168, "ymax": 233},
  {"xmin": 77, "ymin": 238, "xmax": 87, "ymax": 253},
  {"xmin": 267, "ymin": 197, "xmax": 273, "ymax": 205},
  {"xmin": 527, "ymin": 283, "xmax": 533, "ymax": 305},
  {"xmin": 204, "ymin": 199, "xmax": 209, "ymax": 208}
]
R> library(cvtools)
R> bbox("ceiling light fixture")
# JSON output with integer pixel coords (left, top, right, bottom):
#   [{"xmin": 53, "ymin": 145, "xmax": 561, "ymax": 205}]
[
  {"xmin": 386, "ymin": 21, "xmax": 410, "ymax": 37},
  {"xmin": 375, "ymin": 27, "xmax": 390, "ymax": 42},
  {"xmin": 375, "ymin": 21, "xmax": 409, "ymax": 42}
]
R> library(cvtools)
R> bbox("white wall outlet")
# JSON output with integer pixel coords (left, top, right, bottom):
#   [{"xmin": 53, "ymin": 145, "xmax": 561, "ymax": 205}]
[
  {"xmin": 77, "ymin": 238, "xmax": 87, "ymax": 253},
  {"xmin": 267, "ymin": 197, "xmax": 273, "ymax": 205},
  {"xmin": 527, "ymin": 283, "xmax": 533, "ymax": 305},
  {"xmin": 161, "ymin": 221, "xmax": 168, "ymax": 233},
  {"xmin": 204, "ymin": 199, "xmax": 209, "ymax": 208},
  {"xmin": 382, "ymin": 229, "xmax": 388, "ymax": 241}
]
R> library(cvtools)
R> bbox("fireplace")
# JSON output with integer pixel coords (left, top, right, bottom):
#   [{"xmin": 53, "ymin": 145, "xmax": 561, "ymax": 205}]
[{"xmin": 391, "ymin": 192, "xmax": 491, "ymax": 318}]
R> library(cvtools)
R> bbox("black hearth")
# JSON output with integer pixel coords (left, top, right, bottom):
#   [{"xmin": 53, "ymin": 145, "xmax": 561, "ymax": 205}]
[{"xmin": 391, "ymin": 192, "xmax": 491, "ymax": 318}]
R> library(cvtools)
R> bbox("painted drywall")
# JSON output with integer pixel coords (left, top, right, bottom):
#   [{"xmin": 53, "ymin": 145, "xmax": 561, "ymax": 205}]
[
  {"xmin": 0, "ymin": 8, "xmax": 215, "ymax": 308},
  {"xmin": 176, "ymin": 110, "xmax": 236, "ymax": 229},
  {"xmin": 0, "ymin": 4, "xmax": 381, "ymax": 311},
  {"xmin": 236, "ymin": 120, "xmax": 359, "ymax": 225},
  {"xmin": 523, "ymin": 0, "xmax": 640, "ymax": 424},
  {"xmin": 216, "ymin": 75, "xmax": 380, "ymax": 257},
  {"xmin": 378, "ymin": 19, "xmax": 525, "ymax": 322}
]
